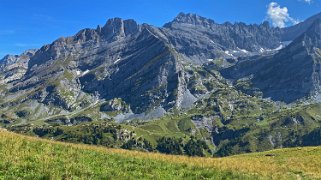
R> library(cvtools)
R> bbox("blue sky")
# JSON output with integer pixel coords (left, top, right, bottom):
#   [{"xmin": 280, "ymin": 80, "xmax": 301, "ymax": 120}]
[{"xmin": 1, "ymin": 0, "xmax": 320, "ymax": 57}]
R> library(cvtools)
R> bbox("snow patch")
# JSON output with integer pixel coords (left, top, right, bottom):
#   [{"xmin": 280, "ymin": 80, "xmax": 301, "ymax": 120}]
[
  {"xmin": 114, "ymin": 58, "xmax": 121, "ymax": 64},
  {"xmin": 224, "ymin": 51, "xmax": 234, "ymax": 57},
  {"xmin": 237, "ymin": 47, "xmax": 249, "ymax": 54},
  {"xmin": 260, "ymin": 48, "xmax": 265, "ymax": 53},
  {"xmin": 82, "ymin": 70, "xmax": 90, "ymax": 76},
  {"xmin": 274, "ymin": 45, "xmax": 283, "ymax": 51},
  {"xmin": 282, "ymin": 41, "xmax": 292, "ymax": 46}
]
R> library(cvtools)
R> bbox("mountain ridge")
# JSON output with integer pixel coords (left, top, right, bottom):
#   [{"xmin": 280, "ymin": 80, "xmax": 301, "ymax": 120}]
[
  {"xmin": 2, "ymin": 12, "xmax": 321, "ymax": 157},
  {"xmin": 221, "ymin": 18, "xmax": 321, "ymax": 103},
  {"xmin": 1, "ymin": 12, "xmax": 320, "ymax": 119},
  {"xmin": 0, "ymin": 13, "xmax": 286, "ymax": 120}
]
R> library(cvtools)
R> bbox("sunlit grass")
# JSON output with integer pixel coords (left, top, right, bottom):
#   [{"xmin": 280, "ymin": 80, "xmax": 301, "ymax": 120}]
[{"xmin": 0, "ymin": 129, "xmax": 320, "ymax": 179}]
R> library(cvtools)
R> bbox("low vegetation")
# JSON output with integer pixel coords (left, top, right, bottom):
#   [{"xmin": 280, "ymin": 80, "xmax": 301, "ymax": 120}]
[
  {"xmin": 0, "ymin": 129, "xmax": 321, "ymax": 179},
  {"xmin": 8, "ymin": 119, "xmax": 213, "ymax": 157}
]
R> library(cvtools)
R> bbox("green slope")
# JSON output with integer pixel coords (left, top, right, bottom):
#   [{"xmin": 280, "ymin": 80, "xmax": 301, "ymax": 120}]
[{"xmin": 1, "ymin": 129, "xmax": 321, "ymax": 179}]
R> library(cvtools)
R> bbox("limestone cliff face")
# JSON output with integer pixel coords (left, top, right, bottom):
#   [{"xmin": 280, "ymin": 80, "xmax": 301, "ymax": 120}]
[
  {"xmin": 1, "ymin": 12, "xmax": 321, "ymax": 121},
  {"xmin": 0, "ymin": 17, "xmax": 197, "ymax": 118},
  {"xmin": 282, "ymin": 12, "xmax": 321, "ymax": 41},
  {"xmin": 222, "ymin": 19, "xmax": 321, "ymax": 103},
  {"xmin": 163, "ymin": 13, "xmax": 282, "ymax": 64},
  {"xmin": 0, "ymin": 50, "xmax": 36, "ymax": 83}
]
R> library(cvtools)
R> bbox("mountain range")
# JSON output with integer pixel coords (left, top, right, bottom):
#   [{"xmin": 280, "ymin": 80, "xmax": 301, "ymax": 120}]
[{"xmin": 2, "ymin": 12, "xmax": 321, "ymax": 156}]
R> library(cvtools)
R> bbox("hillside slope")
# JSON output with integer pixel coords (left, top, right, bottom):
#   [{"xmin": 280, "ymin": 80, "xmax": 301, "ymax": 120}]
[
  {"xmin": 222, "ymin": 19, "xmax": 321, "ymax": 103},
  {"xmin": 0, "ymin": 129, "xmax": 320, "ymax": 179},
  {"xmin": 0, "ymin": 12, "xmax": 284, "ymax": 124}
]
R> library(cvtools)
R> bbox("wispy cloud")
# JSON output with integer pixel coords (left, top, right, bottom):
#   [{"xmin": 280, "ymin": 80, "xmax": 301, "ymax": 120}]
[
  {"xmin": 300, "ymin": 0, "xmax": 313, "ymax": 4},
  {"xmin": 0, "ymin": 30, "xmax": 15, "ymax": 36},
  {"xmin": 266, "ymin": 2, "xmax": 300, "ymax": 28}
]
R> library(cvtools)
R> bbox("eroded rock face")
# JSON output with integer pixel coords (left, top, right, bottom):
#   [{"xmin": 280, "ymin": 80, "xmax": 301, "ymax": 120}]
[
  {"xmin": 0, "ymin": 12, "xmax": 321, "ymax": 122},
  {"xmin": 222, "ymin": 19, "xmax": 321, "ymax": 103},
  {"xmin": 282, "ymin": 12, "xmax": 321, "ymax": 41},
  {"xmin": 0, "ymin": 50, "xmax": 36, "ymax": 83},
  {"xmin": 76, "ymin": 25, "xmax": 186, "ymax": 114},
  {"xmin": 163, "ymin": 13, "xmax": 282, "ymax": 64},
  {"xmin": 0, "ymin": 17, "xmax": 189, "ymax": 118},
  {"xmin": 100, "ymin": 98, "xmax": 129, "ymax": 112}
]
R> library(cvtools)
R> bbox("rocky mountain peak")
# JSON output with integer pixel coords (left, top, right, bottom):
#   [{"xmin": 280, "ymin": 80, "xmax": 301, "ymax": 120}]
[
  {"xmin": 282, "ymin": 12, "xmax": 321, "ymax": 41},
  {"xmin": 164, "ymin": 12, "xmax": 215, "ymax": 27},
  {"xmin": 296, "ymin": 19, "xmax": 321, "ymax": 50},
  {"xmin": 260, "ymin": 21, "xmax": 271, "ymax": 28},
  {"xmin": 23, "ymin": 49, "xmax": 37, "ymax": 57},
  {"xmin": 2, "ymin": 11, "xmax": 321, "ymax": 123},
  {"xmin": 306, "ymin": 19, "xmax": 321, "ymax": 36},
  {"xmin": 0, "ymin": 49, "xmax": 36, "ymax": 67},
  {"xmin": 0, "ymin": 49, "xmax": 36, "ymax": 83},
  {"xmin": 101, "ymin": 18, "xmax": 141, "ymax": 39},
  {"xmin": 221, "ymin": 18, "xmax": 321, "ymax": 104}
]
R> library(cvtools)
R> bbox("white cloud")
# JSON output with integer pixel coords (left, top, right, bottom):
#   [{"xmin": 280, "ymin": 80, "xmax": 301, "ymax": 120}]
[
  {"xmin": 266, "ymin": 2, "xmax": 299, "ymax": 28},
  {"xmin": 302, "ymin": 0, "xmax": 312, "ymax": 4}
]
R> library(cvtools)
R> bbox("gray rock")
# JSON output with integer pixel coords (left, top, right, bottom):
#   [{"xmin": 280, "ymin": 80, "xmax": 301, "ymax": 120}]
[
  {"xmin": 222, "ymin": 19, "xmax": 321, "ymax": 103},
  {"xmin": 1, "ymin": 12, "xmax": 321, "ymax": 122}
]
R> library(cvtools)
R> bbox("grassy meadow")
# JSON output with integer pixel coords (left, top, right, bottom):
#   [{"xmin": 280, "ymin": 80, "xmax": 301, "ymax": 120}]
[{"xmin": 0, "ymin": 129, "xmax": 321, "ymax": 179}]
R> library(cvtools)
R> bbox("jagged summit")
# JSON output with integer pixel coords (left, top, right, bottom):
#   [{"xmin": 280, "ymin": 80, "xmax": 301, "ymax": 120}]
[
  {"xmin": 101, "ymin": 18, "xmax": 141, "ymax": 38},
  {"xmin": 165, "ymin": 12, "xmax": 216, "ymax": 27},
  {"xmin": 71, "ymin": 18, "xmax": 142, "ymax": 43},
  {"xmin": 0, "ymin": 49, "xmax": 36, "ymax": 83},
  {"xmin": 162, "ymin": 13, "xmax": 282, "ymax": 64},
  {"xmin": 286, "ymin": 19, "xmax": 321, "ymax": 53},
  {"xmin": 166, "ymin": 12, "xmax": 274, "ymax": 28},
  {"xmin": 301, "ymin": 19, "xmax": 321, "ymax": 50},
  {"xmin": 1, "ymin": 11, "xmax": 321, "ymax": 123},
  {"xmin": 282, "ymin": 12, "xmax": 321, "ymax": 41},
  {"xmin": 221, "ymin": 18, "xmax": 321, "ymax": 103},
  {"xmin": 0, "ymin": 49, "xmax": 37, "ymax": 61},
  {"xmin": 305, "ymin": 18, "xmax": 321, "ymax": 37},
  {"xmin": 3, "ymin": 11, "xmax": 321, "ymax": 162},
  {"xmin": 0, "ymin": 49, "xmax": 36, "ymax": 65}
]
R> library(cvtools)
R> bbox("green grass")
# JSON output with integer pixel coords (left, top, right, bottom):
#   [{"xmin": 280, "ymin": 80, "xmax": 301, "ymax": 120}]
[
  {"xmin": 1, "ymin": 129, "xmax": 321, "ymax": 179},
  {"xmin": 124, "ymin": 114, "xmax": 199, "ymax": 145},
  {"xmin": 0, "ymin": 129, "xmax": 251, "ymax": 179}
]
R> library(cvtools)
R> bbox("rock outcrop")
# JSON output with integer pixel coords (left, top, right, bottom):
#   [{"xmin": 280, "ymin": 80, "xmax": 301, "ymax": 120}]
[
  {"xmin": 222, "ymin": 19, "xmax": 321, "ymax": 103},
  {"xmin": 0, "ymin": 12, "xmax": 321, "ymax": 122}
]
